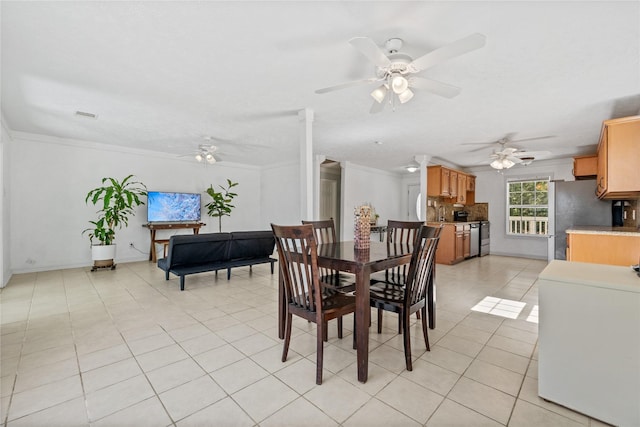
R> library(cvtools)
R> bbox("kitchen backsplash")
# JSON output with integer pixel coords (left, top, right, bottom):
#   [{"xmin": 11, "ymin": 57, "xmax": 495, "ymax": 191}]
[{"xmin": 426, "ymin": 196, "xmax": 488, "ymax": 222}]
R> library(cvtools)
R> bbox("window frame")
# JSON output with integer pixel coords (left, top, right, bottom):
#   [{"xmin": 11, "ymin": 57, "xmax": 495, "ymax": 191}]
[{"xmin": 506, "ymin": 177, "xmax": 550, "ymax": 237}]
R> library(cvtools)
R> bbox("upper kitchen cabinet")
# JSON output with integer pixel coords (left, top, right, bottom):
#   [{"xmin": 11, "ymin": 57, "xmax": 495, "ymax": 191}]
[
  {"xmin": 427, "ymin": 165, "xmax": 475, "ymax": 205},
  {"xmin": 596, "ymin": 115, "xmax": 640, "ymax": 199},
  {"xmin": 573, "ymin": 154, "xmax": 597, "ymax": 179}
]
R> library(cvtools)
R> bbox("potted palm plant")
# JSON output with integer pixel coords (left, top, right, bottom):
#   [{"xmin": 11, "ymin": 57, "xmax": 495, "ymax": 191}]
[
  {"xmin": 205, "ymin": 179, "xmax": 238, "ymax": 232},
  {"xmin": 83, "ymin": 175, "xmax": 147, "ymax": 270}
]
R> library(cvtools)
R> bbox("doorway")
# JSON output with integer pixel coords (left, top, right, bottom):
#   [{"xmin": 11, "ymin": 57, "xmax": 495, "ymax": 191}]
[
  {"xmin": 319, "ymin": 160, "xmax": 342, "ymax": 237},
  {"xmin": 407, "ymin": 184, "xmax": 421, "ymax": 221}
]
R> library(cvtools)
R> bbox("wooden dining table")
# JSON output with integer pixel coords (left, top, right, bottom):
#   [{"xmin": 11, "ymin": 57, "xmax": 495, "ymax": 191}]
[{"xmin": 277, "ymin": 240, "xmax": 413, "ymax": 383}]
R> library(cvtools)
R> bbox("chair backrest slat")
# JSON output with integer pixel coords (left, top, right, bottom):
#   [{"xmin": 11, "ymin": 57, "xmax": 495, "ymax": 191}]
[
  {"xmin": 272, "ymin": 224, "xmax": 322, "ymax": 314},
  {"xmin": 405, "ymin": 226, "xmax": 441, "ymax": 306},
  {"xmin": 302, "ymin": 218, "xmax": 338, "ymax": 278}
]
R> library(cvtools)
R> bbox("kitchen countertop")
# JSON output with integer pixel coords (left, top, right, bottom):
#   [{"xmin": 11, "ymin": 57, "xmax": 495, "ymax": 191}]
[
  {"xmin": 565, "ymin": 225, "xmax": 640, "ymax": 236},
  {"xmin": 539, "ymin": 260, "xmax": 639, "ymax": 292},
  {"xmin": 427, "ymin": 221, "xmax": 482, "ymax": 225}
]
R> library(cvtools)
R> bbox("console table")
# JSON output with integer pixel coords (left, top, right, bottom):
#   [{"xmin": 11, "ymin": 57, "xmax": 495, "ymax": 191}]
[
  {"xmin": 370, "ymin": 225, "xmax": 387, "ymax": 242},
  {"xmin": 143, "ymin": 223, "xmax": 205, "ymax": 262}
]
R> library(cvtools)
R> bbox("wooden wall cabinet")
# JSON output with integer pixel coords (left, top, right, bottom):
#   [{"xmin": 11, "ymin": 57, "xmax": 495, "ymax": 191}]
[
  {"xmin": 427, "ymin": 166, "xmax": 476, "ymax": 206},
  {"xmin": 457, "ymin": 174, "xmax": 467, "ymax": 204},
  {"xmin": 596, "ymin": 115, "xmax": 640, "ymax": 199},
  {"xmin": 573, "ymin": 155, "xmax": 597, "ymax": 179},
  {"xmin": 427, "ymin": 165, "xmax": 451, "ymax": 197},
  {"xmin": 466, "ymin": 176, "xmax": 476, "ymax": 192},
  {"xmin": 449, "ymin": 171, "xmax": 458, "ymax": 198}
]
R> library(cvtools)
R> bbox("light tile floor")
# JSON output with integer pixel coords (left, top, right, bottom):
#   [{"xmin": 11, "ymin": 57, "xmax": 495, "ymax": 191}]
[{"xmin": 0, "ymin": 256, "xmax": 612, "ymax": 426}]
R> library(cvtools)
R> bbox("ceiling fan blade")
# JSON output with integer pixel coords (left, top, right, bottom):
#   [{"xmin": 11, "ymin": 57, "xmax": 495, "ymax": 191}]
[
  {"xmin": 408, "ymin": 77, "xmax": 461, "ymax": 98},
  {"xmin": 408, "ymin": 33, "xmax": 486, "ymax": 73},
  {"xmin": 511, "ymin": 135, "xmax": 555, "ymax": 143},
  {"xmin": 349, "ymin": 37, "xmax": 392, "ymax": 69},
  {"xmin": 370, "ymin": 91, "xmax": 389, "ymax": 114},
  {"xmin": 513, "ymin": 150, "xmax": 551, "ymax": 157},
  {"xmin": 508, "ymin": 156, "xmax": 523, "ymax": 164},
  {"xmin": 315, "ymin": 77, "xmax": 380, "ymax": 94}
]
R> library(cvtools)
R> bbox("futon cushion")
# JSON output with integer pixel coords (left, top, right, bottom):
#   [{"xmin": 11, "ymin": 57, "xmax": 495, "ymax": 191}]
[
  {"xmin": 166, "ymin": 233, "xmax": 231, "ymax": 267},
  {"xmin": 228, "ymin": 231, "xmax": 275, "ymax": 260}
]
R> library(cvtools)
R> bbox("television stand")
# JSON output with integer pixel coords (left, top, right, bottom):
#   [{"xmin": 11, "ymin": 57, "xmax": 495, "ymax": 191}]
[{"xmin": 143, "ymin": 222, "xmax": 205, "ymax": 262}]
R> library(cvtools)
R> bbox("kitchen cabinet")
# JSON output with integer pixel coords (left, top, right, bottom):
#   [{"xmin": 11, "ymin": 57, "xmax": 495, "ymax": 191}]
[
  {"xmin": 449, "ymin": 171, "xmax": 458, "ymax": 198},
  {"xmin": 427, "ymin": 166, "xmax": 476, "ymax": 205},
  {"xmin": 566, "ymin": 228, "xmax": 640, "ymax": 266},
  {"xmin": 466, "ymin": 175, "xmax": 476, "ymax": 192},
  {"xmin": 572, "ymin": 155, "xmax": 597, "ymax": 179},
  {"xmin": 596, "ymin": 115, "xmax": 640, "ymax": 199},
  {"xmin": 427, "ymin": 165, "xmax": 451, "ymax": 197},
  {"xmin": 456, "ymin": 174, "xmax": 467, "ymax": 204},
  {"xmin": 430, "ymin": 222, "xmax": 471, "ymax": 265}
]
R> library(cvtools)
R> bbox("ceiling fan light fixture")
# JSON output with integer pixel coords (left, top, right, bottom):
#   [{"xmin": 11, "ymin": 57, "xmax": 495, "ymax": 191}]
[
  {"xmin": 195, "ymin": 153, "xmax": 203, "ymax": 162},
  {"xmin": 405, "ymin": 165, "xmax": 418, "ymax": 173},
  {"xmin": 490, "ymin": 157, "xmax": 516, "ymax": 170},
  {"xmin": 391, "ymin": 75, "xmax": 409, "ymax": 94},
  {"xmin": 205, "ymin": 153, "xmax": 215, "ymax": 164},
  {"xmin": 398, "ymin": 88, "xmax": 414, "ymax": 104},
  {"xmin": 371, "ymin": 85, "xmax": 387, "ymax": 103}
]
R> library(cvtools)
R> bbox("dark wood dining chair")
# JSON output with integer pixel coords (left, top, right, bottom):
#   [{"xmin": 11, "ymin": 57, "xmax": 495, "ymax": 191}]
[
  {"xmin": 302, "ymin": 218, "xmax": 355, "ymax": 292},
  {"xmin": 374, "ymin": 222, "xmax": 443, "ymax": 332},
  {"xmin": 271, "ymin": 223, "xmax": 356, "ymax": 385},
  {"xmin": 383, "ymin": 220, "xmax": 424, "ymax": 286},
  {"xmin": 369, "ymin": 225, "xmax": 440, "ymax": 371},
  {"xmin": 302, "ymin": 218, "xmax": 357, "ymax": 338}
]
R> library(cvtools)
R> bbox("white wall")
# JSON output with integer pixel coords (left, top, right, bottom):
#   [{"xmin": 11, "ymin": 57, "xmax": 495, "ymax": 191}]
[
  {"xmin": 260, "ymin": 161, "xmax": 301, "ymax": 229},
  {"xmin": 469, "ymin": 158, "xmax": 574, "ymax": 260},
  {"xmin": 340, "ymin": 161, "xmax": 403, "ymax": 241},
  {"xmin": 1, "ymin": 119, "xmax": 11, "ymax": 287},
  {"xmin": 9, "ymin": 132, "xmax": 264, "ymax": 273}
]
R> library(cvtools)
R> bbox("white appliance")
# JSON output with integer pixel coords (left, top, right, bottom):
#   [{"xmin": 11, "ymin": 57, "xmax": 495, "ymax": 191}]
[{"xmin": 537, "ymin": 261, "xmax": 640, "ymax": 427}]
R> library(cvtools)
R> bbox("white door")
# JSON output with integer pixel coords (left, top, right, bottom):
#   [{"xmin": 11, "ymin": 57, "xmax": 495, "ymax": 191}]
[
  {"xmin": 320, "ymin": 178, "xmax": 338, "ymax": 221},
  {"xmin": 407, "ymin": 184, "xmax": 421, "ymax": 221}
]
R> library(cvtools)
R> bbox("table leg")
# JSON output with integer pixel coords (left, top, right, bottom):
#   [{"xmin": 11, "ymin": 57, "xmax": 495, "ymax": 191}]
[
  {"xmin": 355, "ymin": 267, "xmax": 370, "ymax": 383},
  {"xmin": 148, "ymin": 230, "xmax": 157, "ymax": 262}
]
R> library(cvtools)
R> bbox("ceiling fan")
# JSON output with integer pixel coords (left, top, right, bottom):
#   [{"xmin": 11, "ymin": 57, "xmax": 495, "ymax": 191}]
[
  {"xmin": 180, "ymin": 144, "xmax": 220, "ymax": 164},
  {"xmin": 315, "ymin": 33, "xmax": 486, "ymax": 113},
  {"xmin": 463, "ymin": 133, "xmax": 553, "ymax": 169}
]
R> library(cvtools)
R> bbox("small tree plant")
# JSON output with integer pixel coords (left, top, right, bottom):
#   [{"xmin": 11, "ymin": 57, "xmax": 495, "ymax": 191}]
[
  {"xmin": 83, "ymin": 175, "xmax": 147, "ymax": 245},
  {"xmin": 205, "ymin": 179, "xmax": 239, "ymax": 232}
]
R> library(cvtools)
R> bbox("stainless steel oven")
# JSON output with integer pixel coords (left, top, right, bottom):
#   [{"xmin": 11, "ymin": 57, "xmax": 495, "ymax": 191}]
[{"xmin": 479, "ymin": 221, "xmax": 490, "ymax": 256}]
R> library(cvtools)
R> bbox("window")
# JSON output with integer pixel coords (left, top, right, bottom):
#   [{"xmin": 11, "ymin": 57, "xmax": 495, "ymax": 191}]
[{"xmin": 507, "ymin": 179, "xmax": 549, "ymax": 236}]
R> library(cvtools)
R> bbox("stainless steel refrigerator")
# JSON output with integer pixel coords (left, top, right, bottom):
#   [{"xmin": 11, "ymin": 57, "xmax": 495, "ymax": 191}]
[{"xmin": 553, "ymin": 180, "xmax": 612, "ymax": 260}]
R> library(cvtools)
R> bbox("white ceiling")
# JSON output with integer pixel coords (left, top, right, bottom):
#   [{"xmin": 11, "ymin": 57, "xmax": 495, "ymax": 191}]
[{"xmin": 2, "ymin": 1, "xmax": 639, "ymax": 172}]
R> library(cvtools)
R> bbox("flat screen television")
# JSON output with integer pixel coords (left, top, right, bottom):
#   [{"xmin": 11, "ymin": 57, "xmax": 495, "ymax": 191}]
[{"xmin": 147, "ymin": 191, "xmax": 201, "ymax": 223}]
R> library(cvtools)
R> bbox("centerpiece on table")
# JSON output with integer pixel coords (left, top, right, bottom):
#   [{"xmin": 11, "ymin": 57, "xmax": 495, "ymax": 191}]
[{"xmin": 353, "ymin": 204, "xmax": 372, "ymax": 249}]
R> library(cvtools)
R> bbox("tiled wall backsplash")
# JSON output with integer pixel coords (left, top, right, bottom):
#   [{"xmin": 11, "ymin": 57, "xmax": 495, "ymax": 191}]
[{"xmin": 426, "ymin": 197, "xmax": 488, "ymax": 222}]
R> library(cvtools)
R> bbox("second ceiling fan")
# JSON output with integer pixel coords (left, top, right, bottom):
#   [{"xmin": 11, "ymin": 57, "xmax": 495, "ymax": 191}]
[{"xmin": 315, "ymin": 33, "xmax": 486, "ymax": 113}]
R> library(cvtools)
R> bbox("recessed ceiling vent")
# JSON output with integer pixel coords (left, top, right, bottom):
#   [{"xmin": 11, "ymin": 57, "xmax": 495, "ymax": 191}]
[{"xmin": 75, "ymin": 110, "xmax": 98, "ymax": 119}]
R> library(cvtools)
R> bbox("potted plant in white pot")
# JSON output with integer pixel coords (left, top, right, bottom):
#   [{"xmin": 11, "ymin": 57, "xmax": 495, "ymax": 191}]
[{"xmin": 83, "ymin": 175, "xmax": 147, "ymax": 270}]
